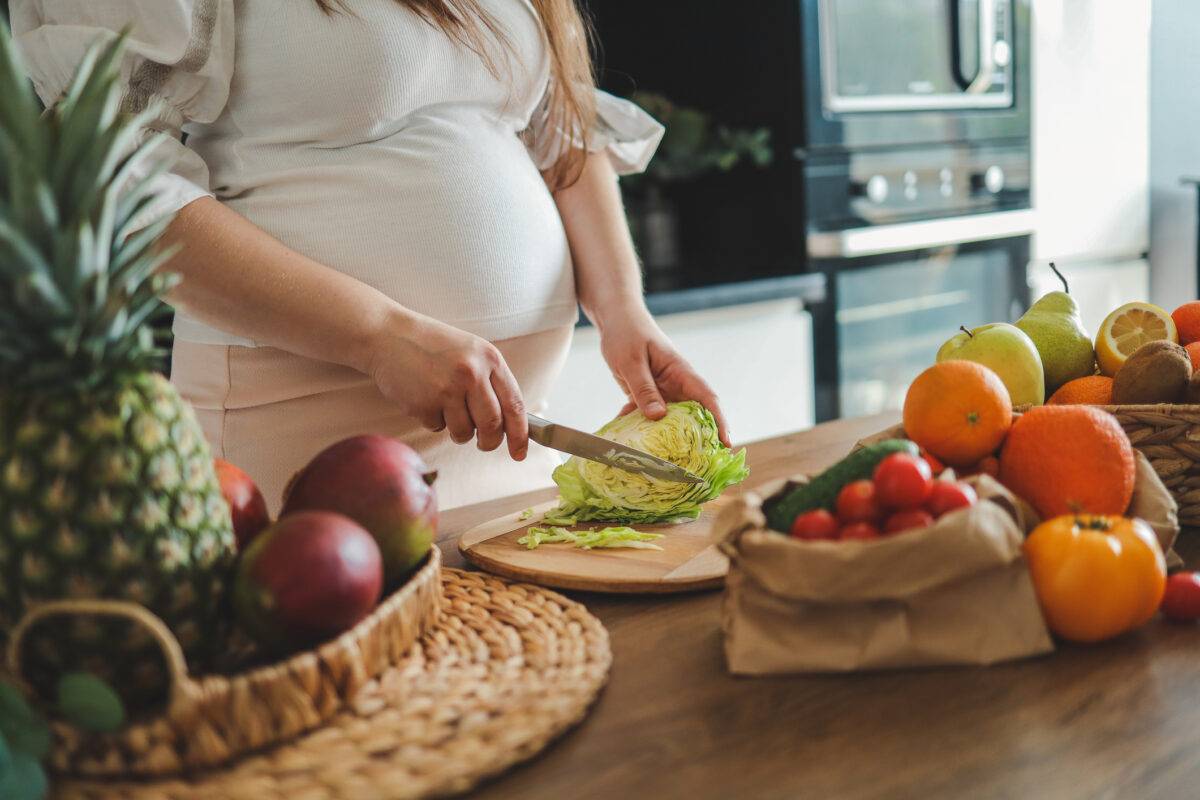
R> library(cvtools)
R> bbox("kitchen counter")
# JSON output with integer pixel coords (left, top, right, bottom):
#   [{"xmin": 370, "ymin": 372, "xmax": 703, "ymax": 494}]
[
  {"xmin": 437, "ymin": 413, "xmax": 1200, "ymax": 800},
  {"xmin": 642, "ymin": 272, "xmax": 826, "ymax": 317},
  {"xmin": 572, "ymin": 273, "xmax": 827, "ymax": 328}
]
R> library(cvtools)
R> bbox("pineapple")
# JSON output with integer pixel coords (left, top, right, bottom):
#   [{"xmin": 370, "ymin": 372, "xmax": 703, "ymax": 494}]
[{"xmin": 0, "ymin": 29, "xmax": 236, "ymax": 708}]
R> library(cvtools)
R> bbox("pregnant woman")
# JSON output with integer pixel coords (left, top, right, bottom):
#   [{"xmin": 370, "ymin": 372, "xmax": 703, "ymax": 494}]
[{"xmin": 12, "ymin": 0, "xmax": 729, "ymax": 510}]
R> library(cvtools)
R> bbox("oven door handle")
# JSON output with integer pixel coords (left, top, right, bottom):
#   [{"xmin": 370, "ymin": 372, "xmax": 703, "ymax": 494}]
[
  {"xmin": 807, "ymin": 209, "xmax": 1036, "ymax": 259},
  {"xmin": 949, "ymin": 0, "xmax": 998, "ymax": 94},
  {"xmin": 948, "ymin": 0, "xmax": 976, "ymax": 90}
]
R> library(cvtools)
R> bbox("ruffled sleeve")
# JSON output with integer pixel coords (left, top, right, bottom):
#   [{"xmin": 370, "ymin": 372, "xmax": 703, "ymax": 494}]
[
  {"xmin": 525, "ymin": 88, "xmax": 665, "ymax": 176},
  {"xmin": 11, "ymin": 0, "xmax": 235, "ymax": 230}
]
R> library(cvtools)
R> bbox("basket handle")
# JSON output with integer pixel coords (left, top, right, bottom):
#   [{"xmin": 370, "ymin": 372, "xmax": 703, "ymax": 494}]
[{"xmin": 6, "ymin": 599, "xmax": 201, "ymax": 716}]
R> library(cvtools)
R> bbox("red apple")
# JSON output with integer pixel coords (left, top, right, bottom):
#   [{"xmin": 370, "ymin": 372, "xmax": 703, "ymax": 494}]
[
  {"xmin": 281, "ymin": 435, "xmax": 437, "ymax": 585},
  {"xmin": 215, "ymin": 458, "xmax": 271, "ymax": 549},
  {"xmin": 233, "ymin": 511, "xmax": 383, "ymax": 652}
]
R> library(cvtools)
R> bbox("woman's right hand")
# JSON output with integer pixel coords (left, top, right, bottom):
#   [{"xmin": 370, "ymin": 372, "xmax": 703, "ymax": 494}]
[{"xmin": 366, "ymin": 310, "xmax": 529, "ymax": 460}]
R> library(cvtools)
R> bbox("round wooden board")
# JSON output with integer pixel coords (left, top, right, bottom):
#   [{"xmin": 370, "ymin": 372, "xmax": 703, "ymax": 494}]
[{"xmin": 457, "ymin": 498, "xmax": 731, "ymax": 594}]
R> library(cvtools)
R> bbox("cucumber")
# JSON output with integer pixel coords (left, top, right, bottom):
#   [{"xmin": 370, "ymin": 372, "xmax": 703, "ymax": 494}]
[{"xmin": 766, "ymin": 439, "xmax": 919, "ymax": 532}]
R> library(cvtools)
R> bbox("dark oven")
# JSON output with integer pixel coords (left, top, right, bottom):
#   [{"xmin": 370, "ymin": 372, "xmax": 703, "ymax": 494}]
[
  {"xmin": 591, "ymin": 0, "xmax": 1033, "ymax": 421},
  {"xmin": 807, "ymin": 220, "xmax": 1031, "ymax": 422}
]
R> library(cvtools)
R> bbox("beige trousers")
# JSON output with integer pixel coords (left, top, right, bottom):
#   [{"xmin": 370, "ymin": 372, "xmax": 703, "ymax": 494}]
[{"xmin": 170, "ymin": 326, "xmax": 574, "ymax": 515}]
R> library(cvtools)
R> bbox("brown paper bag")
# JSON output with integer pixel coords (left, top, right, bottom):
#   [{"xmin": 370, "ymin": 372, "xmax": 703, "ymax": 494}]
[
  {"xmin": 714, "ymin": 422, "xmax": 1181, "ymax": 676},
  {"xmin": 716, "ymin": 474, "xmax": 1053, "ymax": 674}
]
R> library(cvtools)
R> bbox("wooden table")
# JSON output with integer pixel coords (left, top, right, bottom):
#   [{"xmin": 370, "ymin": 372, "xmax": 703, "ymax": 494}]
[{"xmin": 437, "ymin": 413, "xmax": 1200, "ymax": 800}]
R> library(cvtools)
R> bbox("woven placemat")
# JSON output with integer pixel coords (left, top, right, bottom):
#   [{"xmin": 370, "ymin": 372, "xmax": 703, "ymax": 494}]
[{"xmin": 55, "ymin": 568, "xmax": 612, "ymax": 800}]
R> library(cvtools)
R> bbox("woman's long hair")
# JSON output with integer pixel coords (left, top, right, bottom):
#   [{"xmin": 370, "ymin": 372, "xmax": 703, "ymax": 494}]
[{"xmin": 315, "ymin": 0, "xmax": 596, "ymax": 190}]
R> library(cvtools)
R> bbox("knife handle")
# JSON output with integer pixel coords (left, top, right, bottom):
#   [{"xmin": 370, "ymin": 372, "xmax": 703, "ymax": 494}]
[{"xmin": 526, "ymin": 413, "xmax": 553, "ymax": 446}]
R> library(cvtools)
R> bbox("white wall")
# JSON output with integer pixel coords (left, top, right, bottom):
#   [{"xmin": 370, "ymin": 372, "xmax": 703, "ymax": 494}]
[
  {"xmin": 1031, "ymin": 0, "xmax": 1150, "ymax": 264},
  {"xmin": 1149, "ymin": 0, "xmax": 1200, "ymax": 305}
]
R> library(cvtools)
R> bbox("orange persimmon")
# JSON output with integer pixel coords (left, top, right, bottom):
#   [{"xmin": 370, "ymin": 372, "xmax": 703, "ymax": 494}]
[{"xmin": 1023, "ymin": 515, "xmax": 1166, "ymax": 643}]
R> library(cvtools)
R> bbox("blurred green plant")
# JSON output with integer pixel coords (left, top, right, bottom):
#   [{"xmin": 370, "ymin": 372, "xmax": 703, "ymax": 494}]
[
  {"xmin": 0, "ymin": 682, "xmax": 49, "ymax": 800},
  {"xmin": 624, "ymin": 91, "xmax": 773, "ymax": 188},
  {"xmin": 0, "ymin": 673, "xmax": 128, "ymax": 799}
]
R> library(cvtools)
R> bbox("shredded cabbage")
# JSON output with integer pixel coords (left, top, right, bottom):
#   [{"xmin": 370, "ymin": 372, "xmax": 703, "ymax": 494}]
[
  {"xmin": 518, "ymin": 526, "xmax": 664, "ymax": 551},
  {"xmin": 517, "ymin": 507, "xmax": 535, "ymax": 521},
  {"xmin": 547, "ymin": 401, "xmax": 749, "ymax": 524}
]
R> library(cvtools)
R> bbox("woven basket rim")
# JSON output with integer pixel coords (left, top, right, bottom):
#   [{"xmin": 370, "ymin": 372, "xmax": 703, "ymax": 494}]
[
  {"xmin": 24, "ymin": 546, "xmax": 443, "ymax": 778},
  {"xmin": 1095, "ymin": 402, "xmax": 1200, "ymax": 410},
  {"xmin": 10, "ymin": 546, "xmax": 441, "ymax": 694}
]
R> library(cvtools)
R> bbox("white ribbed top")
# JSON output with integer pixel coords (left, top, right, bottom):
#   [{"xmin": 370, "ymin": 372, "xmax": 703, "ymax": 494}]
[{"xmin": 13, "ymin": 0, "xmax": 664, "ymax": 346}]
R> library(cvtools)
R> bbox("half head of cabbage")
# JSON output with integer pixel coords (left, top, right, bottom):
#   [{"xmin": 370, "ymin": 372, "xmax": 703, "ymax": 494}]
[{"xmin": 546, "ymin": 401, "xmax": 749, "ymax": 524}]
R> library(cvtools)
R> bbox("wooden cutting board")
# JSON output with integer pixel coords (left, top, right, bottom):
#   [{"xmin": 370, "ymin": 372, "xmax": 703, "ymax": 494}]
[{"xmin": 457, "ymin": 496, "xmax": 734, "ymax": 594}]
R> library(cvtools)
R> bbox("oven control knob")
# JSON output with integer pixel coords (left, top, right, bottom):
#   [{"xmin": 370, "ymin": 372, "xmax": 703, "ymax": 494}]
[
  {"xmin": 853, "ymin": 174, "xmax": 890, "ymax": 204},
  {"xmin": 972, "ymin": 166, "xmax": 1006, "ymax": 194}
]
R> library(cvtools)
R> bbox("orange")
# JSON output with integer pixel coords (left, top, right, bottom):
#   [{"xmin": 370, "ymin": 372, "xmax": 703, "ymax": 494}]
[
  {"xmin": 998, "ymin": 406, "xmax": 1135, "ymax": 519},
  {"xmin": 1094, "ymin": 302, "xmax": 1177, "ymax": 376},
  {"xmin": 903, "ymin": 361, "xmax": 1012, "ymax": 469},
  {"xmin": 1172, "ymin": 301, "xmax": 1200, "ymax": 346},
  {"xmin": 1046, "ymin": 375, "xmax": 1114, "ymax": 406},
  {"xmin": 1185, "ymin": 342, "xmax": 1200, "ymax": 372}
]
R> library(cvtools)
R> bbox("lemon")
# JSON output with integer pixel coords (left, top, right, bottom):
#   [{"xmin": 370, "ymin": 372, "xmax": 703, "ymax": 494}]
[{"xmin": 1095, "ymin": 302, "xmax": 1178, "ymax": 376}]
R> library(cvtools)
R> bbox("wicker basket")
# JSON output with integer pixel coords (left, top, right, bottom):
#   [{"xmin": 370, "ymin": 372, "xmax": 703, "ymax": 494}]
[
  {"xmin": 5, "ymin": 546, "xmax": 442, "ymax": 778},
  {"xmin": 1096, "ymin": 404, "xmax": 1200, "ymax": 528},
  {"xmin": 55, "ymin": 568, "xmax": 614, "ymax": 800}
]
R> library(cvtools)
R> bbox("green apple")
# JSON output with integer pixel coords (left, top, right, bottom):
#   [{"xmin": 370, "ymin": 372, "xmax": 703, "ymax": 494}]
[
  {"xmin": 937, "ymin": 322, "xmax": 1045, "ymax": 406},
  {"xmin": 1014, "ymin": 263, "xmax": 1097, "ymax": 395}
]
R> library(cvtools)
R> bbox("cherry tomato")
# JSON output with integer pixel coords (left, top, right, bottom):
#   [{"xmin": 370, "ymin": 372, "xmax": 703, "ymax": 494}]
[
  {"xmin": 839, "ymin": 521, "xmax": 881, "ymax": 541},
  {"xmin": 884, "ymin": 509, "xmax": 935, "ymax": 535},
  {"xmin": 961, "ymin": 455, "xmax": 1000, "ymax": 478},
  {"xmin": 926, "ymin": 481, "xmax": 978, "ymax": 518},
  {"xmin": 872, "ymin": 453, "xmax": 933, "ymax": 510},
  {"xmin": 789, "ymin": 509, "xmax": 839, "ymax": 541},
  {"xmin": 1161, "ymin": 572, "xmax": 1200, "ymax": 622},
  {"xmin": 919, "ymin": 448, "xmax": 945, "ymax": 477},
  {"xmin": 836, "ymin": 480, "xmax": 882, "ymax": 524}
]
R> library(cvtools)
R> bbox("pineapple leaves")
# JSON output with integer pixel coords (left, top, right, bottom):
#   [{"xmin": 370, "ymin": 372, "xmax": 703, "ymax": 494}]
[
  {"xmin": 53, "ymin": 31, "xmax": 110, "ymax": 119},
  {"xmin": 0, "ymin": 21, "xmax": 46, "ymax": 169},
  {"xmin": 0, "ymin": 26, "xmax": 181, "ymax": 390}
]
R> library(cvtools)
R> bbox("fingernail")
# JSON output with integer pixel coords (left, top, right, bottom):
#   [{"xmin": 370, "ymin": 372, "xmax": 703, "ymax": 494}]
[{"xmin": 648, "ymin": 401, "xmax": 665, "ymax": 414}]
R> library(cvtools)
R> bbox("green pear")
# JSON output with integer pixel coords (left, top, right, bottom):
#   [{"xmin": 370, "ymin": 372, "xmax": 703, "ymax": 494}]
[
  {"xmin": 1015, "ymin": 263, "xmax": 1097, "ymax": 395},
  {"xmin": 937, "ymin": 322, "xmax": 1045, "ymax": 406}
]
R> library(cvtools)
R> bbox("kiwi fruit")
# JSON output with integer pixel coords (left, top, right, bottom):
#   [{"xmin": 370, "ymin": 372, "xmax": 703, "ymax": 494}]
[{"xmin": 1112, "ymin": 340, "xmax": 1192, "ymax": 404}]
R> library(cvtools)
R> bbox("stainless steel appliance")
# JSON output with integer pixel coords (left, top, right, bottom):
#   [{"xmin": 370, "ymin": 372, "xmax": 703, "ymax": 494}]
[
  {"xmin": 803, "ymin": 0, "xmax": 1032, "ymax": 420},
  {"xmin": 803, "ymin": 0, "xmax": 1029, "ymax": 151},
  {"xmin": 819, "ymin": 0, "xmax": 1015, "ymax": 113}
]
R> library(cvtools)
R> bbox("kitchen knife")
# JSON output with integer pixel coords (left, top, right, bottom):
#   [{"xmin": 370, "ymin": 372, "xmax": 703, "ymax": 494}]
[{"xmin": 526, "ymin": 413, "xmax": 705, "ymax": 485}]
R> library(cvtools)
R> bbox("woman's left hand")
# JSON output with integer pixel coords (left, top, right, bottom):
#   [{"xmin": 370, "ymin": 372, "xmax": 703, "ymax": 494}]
[{"xmin": 599, "ymin": 309, "xmax": 732, "ymax": 447}]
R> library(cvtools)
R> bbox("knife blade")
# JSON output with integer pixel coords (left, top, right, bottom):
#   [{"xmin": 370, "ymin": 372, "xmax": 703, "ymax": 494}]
[{"xmin": 526, "ymin": 413, "xmax": 705, "ymax": 485}]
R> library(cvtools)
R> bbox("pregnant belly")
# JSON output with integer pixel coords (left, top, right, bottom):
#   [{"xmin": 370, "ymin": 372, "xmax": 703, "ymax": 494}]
[{"xmin": 221, "ymin": 117, "xmax": 578, "ymax": 340}]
